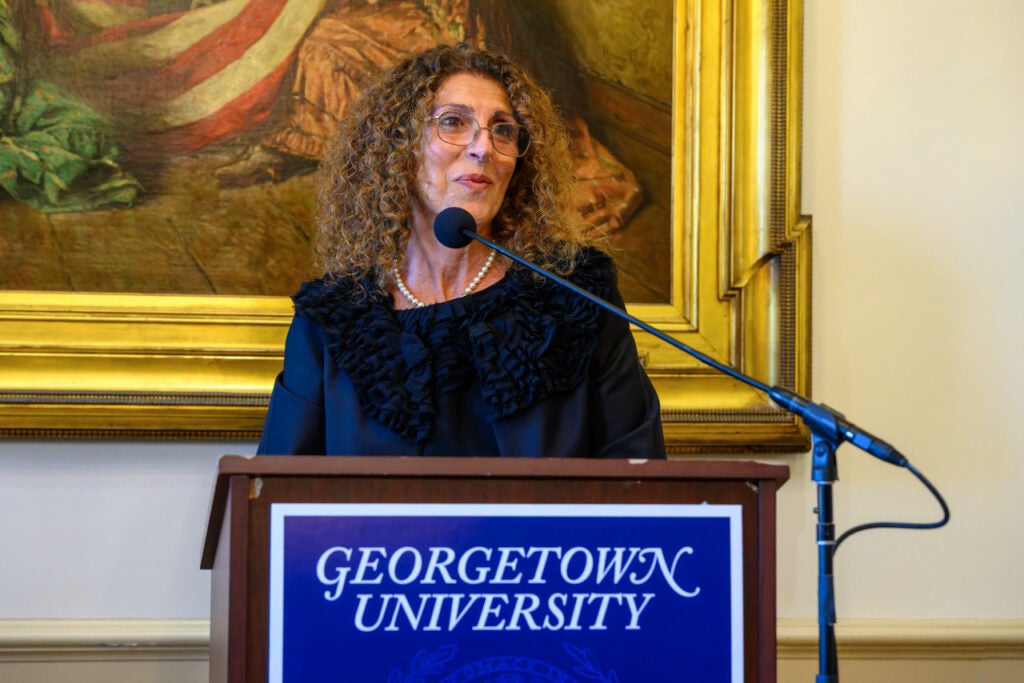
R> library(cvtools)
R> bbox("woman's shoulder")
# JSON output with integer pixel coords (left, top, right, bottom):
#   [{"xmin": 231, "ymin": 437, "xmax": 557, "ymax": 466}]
[
  {"xmin": 510, "ymin": 246, "xmax": 619, "ymax": 305},
  {"xmin": 567, "ymin": 246, "xmax": 617, "ymax": 292},
  {"xmin": 291, "ymin": 274, "xmax": 387, "ymax": 321}
]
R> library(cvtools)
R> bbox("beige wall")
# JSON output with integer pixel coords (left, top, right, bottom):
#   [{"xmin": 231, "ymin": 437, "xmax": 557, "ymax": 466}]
[
  {"xmin": 1, "ymin": 0, "xmax": 1021, "ymax": 681},
  {"xmin": 795, "ymin": 0, "xmax": 1023, "ymax": 619}
]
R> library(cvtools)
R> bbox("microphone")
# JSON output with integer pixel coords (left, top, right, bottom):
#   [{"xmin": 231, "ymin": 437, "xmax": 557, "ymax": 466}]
[
  {"xmin": 432, "ymin": 206, "xmax": 909, "ymax": 468},
  {"xmin": 434, "ymin": 207, "xmax": 476, "ymax": 249}
]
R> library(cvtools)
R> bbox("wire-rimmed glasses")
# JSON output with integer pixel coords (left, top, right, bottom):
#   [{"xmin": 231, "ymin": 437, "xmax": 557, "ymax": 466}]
[{"xmin": 426, "ymin": 110, "xmax": 530, "ymax": 158}]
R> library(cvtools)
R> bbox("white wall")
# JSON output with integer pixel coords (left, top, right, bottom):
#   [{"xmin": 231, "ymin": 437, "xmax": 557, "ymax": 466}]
[
  {"xmin": 0, "ymin": 442, "xmax": 250, "ymax": 619},
  {"xmin": 0, "ymin": 0, "xmax": 1021, "ymax": 635},
  {"xmin": 787, "ymin": 0, "xmax": 1024, "ymax": 619}
]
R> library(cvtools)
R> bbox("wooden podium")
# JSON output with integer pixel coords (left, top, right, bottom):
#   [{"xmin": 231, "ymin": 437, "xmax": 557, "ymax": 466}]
[{"xmin": 202, "ymin": 456, "xmax": 788, "ymax": 682}]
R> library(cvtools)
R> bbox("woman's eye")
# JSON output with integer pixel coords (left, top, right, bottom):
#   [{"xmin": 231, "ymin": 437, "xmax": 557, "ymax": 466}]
[
  {"xmin": 438, "ymin": 114, "xmax": 467, "ymax": 129},
  {"xmin": 493, "ymin": 125, "xmax": 518, "ymax": 141}
]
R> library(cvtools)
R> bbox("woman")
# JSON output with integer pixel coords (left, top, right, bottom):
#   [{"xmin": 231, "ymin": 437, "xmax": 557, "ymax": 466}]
[{"xmin": 257, "ymin": 43, "xmax": 664, "ymax": 458}]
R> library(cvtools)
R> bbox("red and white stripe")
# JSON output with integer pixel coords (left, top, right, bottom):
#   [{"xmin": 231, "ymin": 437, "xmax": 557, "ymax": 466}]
[{"xmin": 42, "ymin": 0, "xmax": 327, "ymax": 154}]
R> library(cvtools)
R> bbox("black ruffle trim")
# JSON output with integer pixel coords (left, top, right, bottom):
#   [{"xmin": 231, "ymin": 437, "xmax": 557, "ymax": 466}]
[{"xmin": 293, "ymin": 249, "xmax": 615, "ymax": 443}]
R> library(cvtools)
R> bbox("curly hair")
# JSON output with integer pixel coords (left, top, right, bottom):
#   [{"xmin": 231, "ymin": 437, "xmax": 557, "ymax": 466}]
[{"xmin": 314, "ymin": 42, "xmax": 590, "ymax": 289}]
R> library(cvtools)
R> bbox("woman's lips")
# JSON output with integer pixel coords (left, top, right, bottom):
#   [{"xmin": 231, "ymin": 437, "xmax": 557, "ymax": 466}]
[{"xmin": 456, "ymin": 173, "xmax": 493, "ymax": 190}]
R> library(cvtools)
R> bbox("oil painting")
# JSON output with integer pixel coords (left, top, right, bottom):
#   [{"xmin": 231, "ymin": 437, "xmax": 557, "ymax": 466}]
[{"xmin": 0, "ymin": 0, "xmax": 811, "ymax": 452}]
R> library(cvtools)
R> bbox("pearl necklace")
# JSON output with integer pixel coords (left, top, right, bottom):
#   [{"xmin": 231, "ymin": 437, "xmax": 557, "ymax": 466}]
[{"xmin": 393, "ymin": 249, "xmax": 497, "ymax": 308}]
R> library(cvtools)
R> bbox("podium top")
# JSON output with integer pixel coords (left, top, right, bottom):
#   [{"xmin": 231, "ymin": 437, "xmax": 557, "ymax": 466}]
[
  {"xmin": 201, "ymin": 455, "xmax": 789, "ymax": 568},
  {"xmin": 214, "ymin": 454, "xmax": 788, "ymax": 479}
]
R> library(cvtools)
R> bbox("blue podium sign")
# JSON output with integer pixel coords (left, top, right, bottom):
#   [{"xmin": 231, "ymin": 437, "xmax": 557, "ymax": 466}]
[{"xmin": 269, "ymin": 503, "xmax": 743, "ymax": 682}]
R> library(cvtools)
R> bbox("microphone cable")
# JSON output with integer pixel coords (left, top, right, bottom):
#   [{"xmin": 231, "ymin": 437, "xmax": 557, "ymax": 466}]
[{"xmin": 834, "ymin": 460, "xmax": 950, "ymax": 552}]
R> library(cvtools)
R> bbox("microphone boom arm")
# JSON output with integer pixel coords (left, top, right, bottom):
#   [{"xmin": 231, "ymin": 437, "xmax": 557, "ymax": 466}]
[{"xmin": 467, "ymin": 229, "xmax": 903, "ymax": 468}]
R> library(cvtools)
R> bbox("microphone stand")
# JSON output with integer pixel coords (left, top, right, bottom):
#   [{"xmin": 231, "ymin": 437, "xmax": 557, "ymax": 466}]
[
  {"xmin": 814, "ymin": 438, "xmax": 840, "ymax": 683},
  {"xmin": 449, "ymin": 224, "xmax": 947, "ymax": 682}
]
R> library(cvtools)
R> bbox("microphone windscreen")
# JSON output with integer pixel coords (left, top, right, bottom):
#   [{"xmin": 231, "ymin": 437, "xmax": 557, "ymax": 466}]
[{"xmin": 433, "ymin": 207, "xmax": 476, "ymax": 249}]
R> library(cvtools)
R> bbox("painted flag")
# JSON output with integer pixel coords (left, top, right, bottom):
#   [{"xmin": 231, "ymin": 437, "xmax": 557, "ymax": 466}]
[{"xmin": 39, "ymin": 0, "xmax": 327, "ymax": 155}]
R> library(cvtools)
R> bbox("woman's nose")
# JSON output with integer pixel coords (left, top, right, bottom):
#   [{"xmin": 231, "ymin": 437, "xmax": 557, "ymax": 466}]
[{"xmin": 466, "ymin": 128, "xmax": 495, "ymax": 159}]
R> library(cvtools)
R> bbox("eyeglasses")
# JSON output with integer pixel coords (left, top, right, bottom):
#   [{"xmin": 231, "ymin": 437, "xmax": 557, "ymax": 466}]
[{"xmin": 426, "ymin": 110, "xmax": 531, "ymax": 158}]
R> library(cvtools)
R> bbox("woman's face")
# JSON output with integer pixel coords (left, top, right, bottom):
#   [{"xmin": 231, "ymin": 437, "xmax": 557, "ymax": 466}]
[{"xmin": 411, "ymin": 72, "xmax": 519, "ymax": 238}]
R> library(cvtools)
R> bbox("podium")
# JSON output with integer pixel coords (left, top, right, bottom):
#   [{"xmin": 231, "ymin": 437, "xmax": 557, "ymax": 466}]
[{"xmin": 202, "ymin": 456, "xmax": 788, "ymax": 682}]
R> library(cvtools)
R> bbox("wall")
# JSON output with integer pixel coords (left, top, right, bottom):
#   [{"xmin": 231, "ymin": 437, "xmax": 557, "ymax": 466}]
[
  {"xmin": 1, "ymin": 0, "xmax": 1022, "ymax": 681},
  {"xmin": 797, "ymin": 0, "xmax": 1022, "ymax": 618},
  {"xmin": 778, "ymin": 0, "xmax": 1024, "ymax": 679}
]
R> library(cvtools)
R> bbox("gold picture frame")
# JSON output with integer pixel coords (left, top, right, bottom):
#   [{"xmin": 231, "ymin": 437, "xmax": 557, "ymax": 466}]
[{"xmin": 0, "ymin": 0, "xmax": 810, "ymax": 452}]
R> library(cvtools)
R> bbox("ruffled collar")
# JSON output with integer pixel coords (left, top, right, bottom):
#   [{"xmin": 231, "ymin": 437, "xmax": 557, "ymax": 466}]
[{"xmin": 293, "ymin": 248, "xmax": 615, "ymax": 443}]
